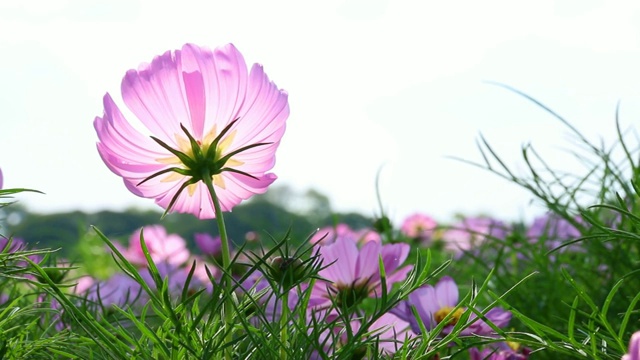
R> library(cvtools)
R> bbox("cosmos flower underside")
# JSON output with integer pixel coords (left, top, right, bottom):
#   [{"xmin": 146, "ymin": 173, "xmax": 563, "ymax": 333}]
[{"xmin": 94, "ymin": 43, "xmax": 289, "ymax": 219}]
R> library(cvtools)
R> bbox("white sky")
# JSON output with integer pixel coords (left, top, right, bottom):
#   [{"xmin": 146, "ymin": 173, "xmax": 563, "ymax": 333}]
[{"xmin": 1, "ymin": 0, "xmax": 639, "ymax": 224}]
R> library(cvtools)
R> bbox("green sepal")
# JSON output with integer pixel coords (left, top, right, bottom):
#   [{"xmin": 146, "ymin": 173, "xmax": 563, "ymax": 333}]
[
  {"xmin": 215, "ymin": 142, "xmax": 271, "ymax": 170},
  {"xmin": 161, "ymin": 178, "xmax": 198, "ymax": 219},
  {"xmin": 180, "ymin": 123, "xmax": 204, "ymax": 161},
  {"xmin": 137, "ymin": 167, "xmax": 190, "ymax": 186},
  {"xmin": 218, "ymin": 167, "xmax": 259, "ymax": 181},
  {"xmin": 206, "ymin": 118, "xmax": 239, "ymax": 160},
  {"xmin": 150, "ymin": 136, "xmax": 196, "ymax": 168}
]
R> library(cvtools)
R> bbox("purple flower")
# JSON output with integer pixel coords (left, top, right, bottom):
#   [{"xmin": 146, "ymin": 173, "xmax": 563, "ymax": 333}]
[
  {"xmin": 81, "ymin": 273, "xmax": 145, "ymax": 308},
  {"xmin": 310, "ymin": 234, "xmax": 411, "ymax": 309},
  {"xmin": 623, "ymin": 331, "xmax": 640, "ymax": 360},
  {"xmin": 0, "ymin": 167, "xmax": 3, "ymax": 189},
  {"xmin": 194, "ymin": 233, "xmax": 223, "ymax": 257},
  {"xmin": 391, "ymin": 276, "xmax": 511, "ymax": 335},
  {"xmin": 235, "ymin": 272, "xmax": 302, "ymax": 325},
  {"xmin": 469, "ymin": 342, "xmax": 531, "ymax": 360},
  {"xmin": 526, "ymin": 213, "xmax": 584, "ymax": 252},
  {"xmin": 0, "ymin": 237, "xmax": 25, "ymax": 253},
  {"xmin": 0, "ymin": 237, "xmax": 42, "ymax": 280}
]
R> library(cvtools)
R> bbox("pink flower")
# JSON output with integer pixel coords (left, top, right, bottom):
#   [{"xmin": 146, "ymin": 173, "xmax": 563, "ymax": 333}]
[
  {"xmin": 400, "ymin": 212, "xmax": 437, "ymax": 241},
  {"xmin": 440, "ymin": 217, "xmax": 509, "ymax": 256},
  {"xmin": 310, "ymin": 223, "xmax": 380, "ymax": 246},
  {"xmin": 188, "ymin": 256, "xmax": 218, "ymax": 290},
  {"xmin": 623, "ymin": 331, "xmax": 640, "ymax": 360},
  {"xmin": 0, "ymin": 167, "xmax": 3, "ymax": 189},
  {"xmin": 94, "ymin": 43, "xmax": 289, "ymax": 219},
  {"xmin": 391, "ymin": 276, "xmax": 511, "ymax": 336},
  {"xmin": 309, "ymin": 312, "xmax": 414, "ymax": 358},
  {"xmin": 140, "ymin": 262, "xmax": 211, "ymax": 295},
  {"xmin": 118, "ymin": 225, "xmax": 190, "ymax": 267},
  {"xmin": 310, "ymin": 234, "xmax": 411, "ymax": 309},
  {"xmin": 370, "ymin": 313, "xmax": 415, "ymax": 355}
]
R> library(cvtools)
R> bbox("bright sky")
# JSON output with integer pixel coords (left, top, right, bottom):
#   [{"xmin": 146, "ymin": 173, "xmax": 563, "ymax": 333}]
[{"xmin": 1, "ymin": 0, "xmax": 639, "ymax": 224}]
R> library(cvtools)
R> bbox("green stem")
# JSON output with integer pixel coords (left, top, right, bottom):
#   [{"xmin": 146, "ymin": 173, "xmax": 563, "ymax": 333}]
[
  {"xmin": 202, "ymin": 170, "xmax": 233, "ymax": 359},
  {"xmin": 280, "ymin": 290, "xmax": 289, "ymax": 360}
]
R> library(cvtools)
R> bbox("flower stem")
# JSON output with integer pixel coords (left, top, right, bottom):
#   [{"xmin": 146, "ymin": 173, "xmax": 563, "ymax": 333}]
[
  {"xmin": 202, "ymin": 171, "xmax": 233, "ymax": 359},
  {"xmin": 280, "ymin": 290, "xmax": 289, "ymax": 360}
]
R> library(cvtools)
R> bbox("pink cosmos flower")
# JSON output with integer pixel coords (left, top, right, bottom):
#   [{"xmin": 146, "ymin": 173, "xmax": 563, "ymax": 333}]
[
  {"xmin": 370, "ymin": 313, "xmax": 415, "ymax": 355},
  {"xmin": 310, "ymin": 233, "xmax": 411, "ymax": 309},
  {"xmin": 117, "ymin": 225, "xmax": 190, "ymax": 267},
  {"xmin": 440, "ymin": 217, "xmax": 509, "ymax": 257},
  {"xmin": 140, "ymin": 262, "xmax": 211, "ymax": 295},
  {"xmin": 391, "ymin": 276, "xmax": 511, "ymax": 336},
  {"xmin": 309, "ymin": 311, "xmax": 414, "ymax": 358},
  {"xmin": 623, "ymin": 331, "xmax": 640, "ymax": 360},
  {"xmin": 0, "ymin": 167, "xmax": 3, "ymax": 189},
  {"xmin": 400, "ymin": 212, "xmax": 437, "ymax": 242},
  {"xmin": 310, "ymin": 223, "xmax": 380, "ymax": 246},
  {"xmin": 94, "ymin": 43, "xmax": 289, "ymax": 219},
  {"xmin": 245, "ymin": 231, "xmax": 260, "ymax": 242},
  {"xmin": 187, "ymin": 256, "xmax": 218, "ymax": 290}
]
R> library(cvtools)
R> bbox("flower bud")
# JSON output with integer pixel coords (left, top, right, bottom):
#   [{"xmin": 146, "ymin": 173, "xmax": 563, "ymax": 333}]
[{"xmin": 267, "ymin": 256, "xmax": 306, "ymax": 290}]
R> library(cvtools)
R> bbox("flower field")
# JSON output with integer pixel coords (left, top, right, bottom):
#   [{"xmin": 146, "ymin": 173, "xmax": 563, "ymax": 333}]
[{"xmin": 1, "ymin": 43, "xmax": 639, "ymax": 359}]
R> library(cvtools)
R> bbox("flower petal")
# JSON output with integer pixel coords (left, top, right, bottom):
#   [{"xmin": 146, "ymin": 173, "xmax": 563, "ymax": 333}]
[
  {"xmin": 355, "ymin": 240, "xmax": 381, "ymax": 281},
  {"xmin": 318, "ymin": 235, "xmax": 359, "ymax": 286},
  {"xmin": 408, "ymin": 285, "xmax": 438, "ymax": 332},
  {"xmin": 179, "ymin": 43, "xmax": 248, "ymax": 139},
  {"xmin": 380, "ymin": 243, "xmax": 410, "ymax": 275},
  {"xmin": 233, "ymin": 63, "xmax": 289, "ymax": 146},
  {"xmin": 95, "ymin": 93, "xmax": 179, "ymax": 198},
  {"xmin": 435, "ymin": 276, "xmax": 459, "ymax": 308},
  {"xmin": 121, "ymin": 49, "xmax": 189, "ymax": 145}
]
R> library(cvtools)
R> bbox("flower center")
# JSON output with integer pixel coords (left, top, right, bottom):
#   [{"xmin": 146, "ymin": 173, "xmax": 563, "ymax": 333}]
[
  {"xmin": 139, "ymin": 120, "xmax": 271, "ymax": 214},
  {"xmin": 156, "ymin": 125, "xmax": 240, "ymax": 182},
  {"xmin": 507, "ymin": 341, "xmax": 521, "ymax": 351},
  {"xmin": 434, "ymin": 306, "xmax": 465, "ymax": 326}
]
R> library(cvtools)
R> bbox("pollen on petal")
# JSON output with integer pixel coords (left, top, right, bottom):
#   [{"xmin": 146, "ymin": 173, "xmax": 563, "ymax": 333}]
[
  {"xmin": 213, "ymin": 174, "xmax": 226, "ymax": 189},
  {"xmin": 219, "ymin": 130, "xmax": 236, "ymax": 150},
  {"xmin": 156, "ymin": 156, "xmax": 182, "ymax": 165},
  {"xmin": 226, "ymin": 158, "xmax": 244, "ymax": 167},
  {"xmin": 161, "ymin": 172, "xmax": 185, "ymax": 183},
  {"xmin": 174, "ymin": 134, "xmax": 194, "ymax": 153}
]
